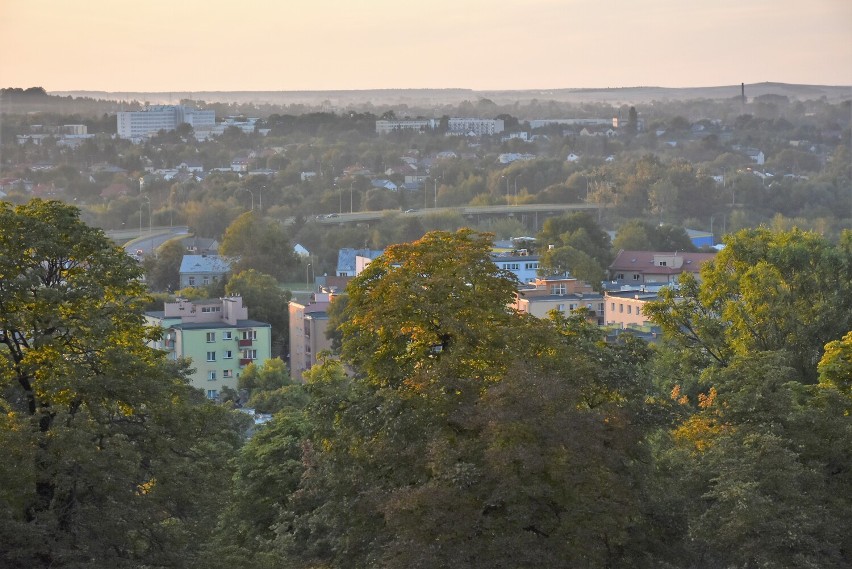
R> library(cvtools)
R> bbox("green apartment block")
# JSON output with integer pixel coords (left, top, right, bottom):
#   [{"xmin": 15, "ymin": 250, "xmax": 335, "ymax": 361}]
[{"xmin": 145, "ymin": 296, "xmax": 272, "ymax": 399}]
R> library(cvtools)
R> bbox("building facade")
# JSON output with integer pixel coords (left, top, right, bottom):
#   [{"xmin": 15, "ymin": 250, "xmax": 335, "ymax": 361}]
[
  {"xmin": 514, "ymin": 276, "xmax": 604, "ymax": 325},
  {"xmin": 179, "ymin": 254, "xmax": 231, "ymax": 288},
  {"xmin": 608, "ymin": 250, "xmax": 716, "ymax": 287},
  {"xmin": 376, "ymin": 119, "xmax": 438, "ymax": 134},
  {"xmin": 447, "ymin": 118, "xmax": 504, "ymax": 136},
  {"xmin": 117, "ymin": 105, "xmax": 215, "ymax": 139},
  {"xmin": 491, "ymin": 251, "xmax": 540, "ymax": 285},
  {"xmin": 604, "ymin": 290, "xmax": 659, "ymax": 329},
  {"xmin": 145, "ymin": 296, "xmax": 272, "ymax": 398},
  {"xmin": 289, "ymin": 291, "xmax": 335, "ymax": 382}
]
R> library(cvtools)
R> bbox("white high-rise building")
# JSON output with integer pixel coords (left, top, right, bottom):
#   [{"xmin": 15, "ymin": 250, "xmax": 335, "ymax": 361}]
[{"xmin": 117, "ymin": 105, "xmax": 215, "ymax": 139}]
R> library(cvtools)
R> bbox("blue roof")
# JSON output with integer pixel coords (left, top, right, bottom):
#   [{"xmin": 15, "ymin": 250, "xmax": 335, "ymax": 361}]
[
  {"xmin": 336, "ymin": 248, "xmax": 384, "ymax": 275},
  {"xmin": 179, "ymin": 254, "xmax": 232, "ymax": 275}
]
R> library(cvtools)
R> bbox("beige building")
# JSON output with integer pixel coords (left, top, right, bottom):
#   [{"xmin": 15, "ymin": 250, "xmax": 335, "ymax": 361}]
[
  {"xmin": 289, "ymin": 291, "xmax": 336, "ymax": 382},
  {"xmin": 604, "ymin": 290, "xmax": 659, "ymax": 329},
  {"xmin": 514, "ymin": 276, "xmax": 604, "ymax": 325}
]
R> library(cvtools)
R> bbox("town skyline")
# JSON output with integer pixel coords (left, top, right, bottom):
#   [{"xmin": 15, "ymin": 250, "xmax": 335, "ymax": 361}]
[{"xmin": 2, "ymin": 0, "xmax": 850, "ymax": 93}]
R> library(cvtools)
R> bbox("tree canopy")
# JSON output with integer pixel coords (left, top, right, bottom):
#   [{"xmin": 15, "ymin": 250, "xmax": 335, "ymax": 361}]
[{"xmin": 0, "ymin": 200, "xmax": 242, "ymax": 568}]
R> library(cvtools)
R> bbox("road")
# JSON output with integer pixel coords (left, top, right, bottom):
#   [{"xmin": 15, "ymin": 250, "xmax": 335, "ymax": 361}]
[
  {"xmin": 311, "ymin": 203, "xmax": 600, "ymax": 225},
  {"xmin": 107, "ymin": 226, "xmax": 190, "ymax": 257}
]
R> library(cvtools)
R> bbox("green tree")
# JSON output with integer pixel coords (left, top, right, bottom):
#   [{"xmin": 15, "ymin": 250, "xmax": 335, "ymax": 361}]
[
  {"xmin": 270, "ymin": 231, "xmax": 657, "ymax": 568},
  {"xmin": 340, "ymin": 229, "xmax": 519, "ymax": 385},
  {"xmin": 537, "ymin": 211, "xmax": 612, "ymax": 268},
  {"xmin": 220, "ymin": 212, "xmax": 300, "ymax": 281},
  {"xmin": 0, "ymin": 200, "xmax": 242, "ymax": 568},
  {"xmin": 142, "ymin": 238, "xmax": 185, "ymax": 292},
  {"xmin": 645, "ymin": 228, "xmax": 852, "ymax": 383}
]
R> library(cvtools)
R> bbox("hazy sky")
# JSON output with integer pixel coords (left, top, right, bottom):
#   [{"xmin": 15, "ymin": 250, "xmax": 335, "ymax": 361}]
[{"xmin": 2, "ymin": 0, "xmax": 850, "ymax": 92}]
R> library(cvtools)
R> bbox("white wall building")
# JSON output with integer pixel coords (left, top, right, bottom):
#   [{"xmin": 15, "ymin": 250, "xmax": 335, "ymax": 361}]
[
  {"xmin": 447, "ymin": 118, "xmax": 504, "ymax": 136},
  {"xmin": 376, "ymin": 119, "xmax": 438, "ymax": 134},
  {"xmin": 117, "ymin": 105, "xmax": 215, "ymax": 139}
]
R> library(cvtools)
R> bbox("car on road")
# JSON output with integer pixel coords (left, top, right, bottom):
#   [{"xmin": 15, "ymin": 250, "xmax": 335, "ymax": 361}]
[{"xmin": 404, "ymin": 209, "xmax": 418, "ymax": 213}]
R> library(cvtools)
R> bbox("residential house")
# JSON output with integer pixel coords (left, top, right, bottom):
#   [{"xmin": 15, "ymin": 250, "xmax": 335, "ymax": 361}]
[
  {"xmin": 145, "ymin": 295, "xmax": 272, "ymax": 398},
  {"xmin": 289, "ymin": 290, "xmax": 336, "ymax": 382},
  {"xmin": 180, "ymin": 236, "xmax": 219, "ymax": 255},
  {"xmin": 179, "ymin": 254, "xmax": 232, "ymax": 288},
  {"xmin": 608, "ymin": 250, "xmax": 716, "ymax": 287}
]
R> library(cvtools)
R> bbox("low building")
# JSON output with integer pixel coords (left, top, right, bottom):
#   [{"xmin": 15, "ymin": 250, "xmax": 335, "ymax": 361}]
[
  {"xmin": 491, "ymin": 251, "xmax": 540, "ymax": 285},
  {"xmin": 376, "ymin": 119, "xmax": 438, "ymax": 134},
  {"xmin": 336, "ymin": 248, "xmax": 384, "ymax": 277},
  {"xmin": 289, "ymin": 291, "xmax": 336, "ymax": 382},
  {"xmin": 608, "ymin": 250, "xmax": 716, "ymax": 287},
  {"xmin": 145, "ymin": 296, "xmax": 272, "ymax": 398},
  {"xmin": 514, "ymin": 276, "xmax": 604, "ymax": 325},
  {"xmin": 179, "ymin": 254, "xmax": 231, "ymax": 288},
  {"xmin": 604, "ymin": 290, "xmax": 659, "ymax": 329}
]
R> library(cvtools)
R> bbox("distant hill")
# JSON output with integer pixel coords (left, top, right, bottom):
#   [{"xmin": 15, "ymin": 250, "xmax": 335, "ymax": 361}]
[{"xmin": 53, "ymin": 83, "xmax": 851, "ymax": 106}]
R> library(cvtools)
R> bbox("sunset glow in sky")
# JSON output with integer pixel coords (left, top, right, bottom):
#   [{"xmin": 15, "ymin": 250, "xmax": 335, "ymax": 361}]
[{"xmin": 2, "ymin": 0, "xmax": 850, "ymax": 92}]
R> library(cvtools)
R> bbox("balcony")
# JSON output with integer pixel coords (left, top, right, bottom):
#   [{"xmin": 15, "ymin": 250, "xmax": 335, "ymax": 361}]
[
  {"xmin": 239, "ymin": 358, "xmax": 253, "ymax": 367},
  {"xmin": 238, "ymin": 339, "xmax": 253, "ymax": 347}
]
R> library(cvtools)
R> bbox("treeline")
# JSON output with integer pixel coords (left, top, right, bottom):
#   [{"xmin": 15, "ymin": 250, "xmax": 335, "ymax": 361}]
[{"xmin": 1, "ymin": 200, "xmax": 850, "ymax": 568}]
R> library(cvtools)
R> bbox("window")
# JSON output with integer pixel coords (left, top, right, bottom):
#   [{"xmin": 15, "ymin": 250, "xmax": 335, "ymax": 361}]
[
  {"xmin": 550, "ymin": 284, "xmax": 567, "ymax": 295},
  {"xmin": 569, "ymin": 304, "xmax": 577, "ymax": 311},
  {"xmin": 659, "ymin": 261, "xmax": 667, "ymax": 267},
  {"xmin": 206, "ymin": 332, "xmax": 215, "ymax": 343},
  {"xmin": 525, "ymin": 262, "xmax": 538, "ymax": 270},
  {"xmin": 223, "ymin": 369, "xmax": 233, "ymax": 378},
  {"xmin": 504, "ymin": 263, "xmax": 520, "ymax": 271},
  {"xmin": 242, "ymin": 330, "xmax": 257, "ymax": 341},
  {"xmin": 203, "ymin": 276, "xmax": 210, "ymax": 285},
  {"xmin": 206, "ymin": 389, "xmax": 218, "ymax": 399},
  {"xmin": 619, "ymin": 304, "xmax": 624, "ymax": 313},
  {"xmin": 223, "ymin": 350, "xmax": 233, "ymax": 359},
  {"xmin": 201, "ymin": 306, "xmax": 221, "ymax": 313},
  {"xmin": 616, "ymin": 273, "xmax": 624, "ymax": 280},
  {"xmin": 627, "ymin": 306, "xmax": 632, "ymax": 314},
  {"xmin": 557, "ymin": 304, "xmax": 565, "ymax": 311},
  {"xmin": 188, "ymin": 276, "xmax": 196, "ymax": 286},
  {"xmin": 206, "ymin": 351, "xmax": 216, "ymax": 362},
  {"xmin": 633, "ymin": 274, "xmax": 641, "ymax": 281},
  {"xmin": 222, "ymin": 331, "xmax": 232, "ymax": 340},
  {"xmin": 241, "ymin": 349, "xmax": 257, "ymax": 360},
  {"xmin": 207, "ymin": 370, "xmax": 217, "ymax": 381},
  {"xmin": 611, "ymin": 302, "xmax": 615, "ymax": 311}
]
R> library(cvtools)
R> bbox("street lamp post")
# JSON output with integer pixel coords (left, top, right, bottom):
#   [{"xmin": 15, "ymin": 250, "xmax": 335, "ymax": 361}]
[
  {"xmin": 238, "ymin": 188, "xmax": 255, "ymax": 211},
  {"xmin": 350, "ymin": 181, "xmax": 354, "ymax": 213},
  {"xmin": 140, "ymin": 195, "xmax": 151, "ymax": 252},
  {"xmin": 433, "ymin": 178, "xmax": 438, "ymax": 208},
  {"xmin": 306, "ymin": 263, "xmax": 312, "ymax": 288}
]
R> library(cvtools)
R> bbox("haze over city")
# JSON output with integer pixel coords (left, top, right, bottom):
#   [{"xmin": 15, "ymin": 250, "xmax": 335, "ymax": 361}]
[{"xmin": 2, "ymin": 0, "xmax": 850, "ymax": 92}]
